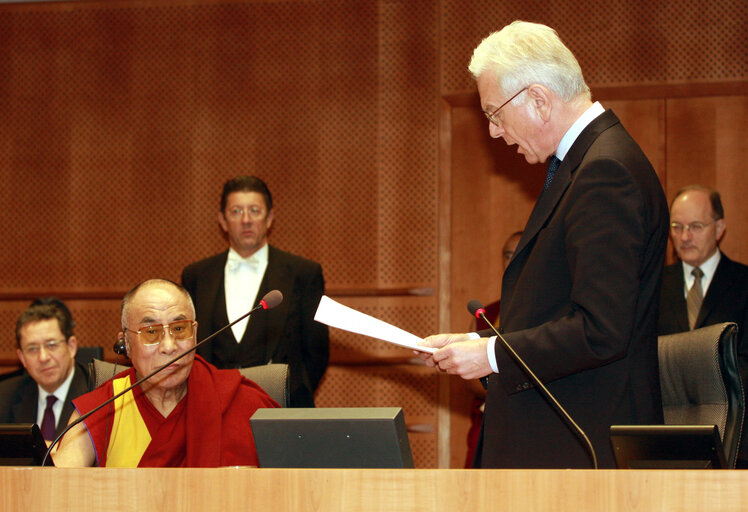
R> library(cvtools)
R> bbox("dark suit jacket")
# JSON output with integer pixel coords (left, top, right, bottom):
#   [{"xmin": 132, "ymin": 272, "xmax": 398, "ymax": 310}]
[
  {"xmin": 658, "ymin": 253, "xmax": 748, "ymax": 465},
  {"xmin": 658, "ymin": 254, "xmax": 748, "ymax": 360},
  {"xmin": 476, "ymin": 110, "xmax": 668, "ymax": 468},
  {"xmin": 0, "ymin": 362, "xmax": 90, "ymax": 437},
  {"xmin": 181, "ymin": 245, "xmax": 329, "ymax": 407}
]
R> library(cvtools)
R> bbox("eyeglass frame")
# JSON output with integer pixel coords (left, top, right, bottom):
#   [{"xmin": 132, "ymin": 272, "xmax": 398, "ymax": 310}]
[
  {"xmin": 670, "ymin": 221, "xmax": 714, "ymax": 235},
  {"xmin": 20, "ymin": 339, "xmax": 68, "ymax": 357},
  {"xmin": 224, "ymin": 205, "xmax": 267, "ymax": 221},
  {"xmin": 122, "ymin": 320, "xmax": 197, "ymax": 347},
  {"xmin": 484, "ymin": 87, "xmax": 528, "ymax": 127}
]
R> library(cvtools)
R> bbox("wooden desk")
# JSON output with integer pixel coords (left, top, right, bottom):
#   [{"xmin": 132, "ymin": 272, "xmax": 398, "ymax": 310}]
[{"xmin": 2, "ymin": 467, "xmax": 747, "ymax": 511}]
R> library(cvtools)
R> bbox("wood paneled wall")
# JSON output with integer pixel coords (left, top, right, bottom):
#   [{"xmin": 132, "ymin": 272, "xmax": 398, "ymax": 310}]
[{"xmin": 0, "ymin": 0, "xmax": 745, "ymax": 468}]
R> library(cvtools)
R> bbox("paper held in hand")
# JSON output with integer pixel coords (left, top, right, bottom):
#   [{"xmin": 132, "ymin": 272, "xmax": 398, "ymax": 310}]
[{"xmin": 314, "ymin": 296, "xmax": 436, "ymax": 354}]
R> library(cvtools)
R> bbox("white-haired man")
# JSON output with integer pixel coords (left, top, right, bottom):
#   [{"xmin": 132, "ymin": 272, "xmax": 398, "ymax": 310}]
[{"xmin": 420, "ymin": 21, "xmax": 668, "ymax": 468}]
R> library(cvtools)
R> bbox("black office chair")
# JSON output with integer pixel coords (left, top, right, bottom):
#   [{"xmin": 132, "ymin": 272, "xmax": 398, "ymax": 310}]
[
  {"xmin": 87, "ymin": 359, "xmax": 289, "ymax": 407},
  {"xmin": 658, "ymin": 322, "xmax": 744, "ymax": 468},
  {"xmin": 75, "ymin": 346, "xmax": 104, "ymax": 367}
]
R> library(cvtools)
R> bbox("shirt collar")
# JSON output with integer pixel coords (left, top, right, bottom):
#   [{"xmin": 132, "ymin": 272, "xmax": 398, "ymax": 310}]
[
  {"xmin": 226, "ymin": 244, "xmax": 269, "ymax": 269},
  {"xmin": 682, "ymin": 249, "xmax": 721, "ymax": 283},
  {"xmin": 554, "ymin": 101, "xmax": 605, "ymax": 161},
  {"xmin": 38, "ymin": 363, "xmax": 76, "ymax": 405}
]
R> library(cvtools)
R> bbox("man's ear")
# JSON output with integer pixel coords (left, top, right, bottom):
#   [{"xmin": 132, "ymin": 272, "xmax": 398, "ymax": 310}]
[
  {"xmin": 218, "ymin": 211, "xmax": 228, "ymax": 233},
  {"xmin": 715, "ymin": 218, "xmax": 726, "ymax": 243},
  {"xmin": 527, "ymin": 84, "xmax": 552, "ymax": 122},
  {"xmin": 17, "ymin": 348, "xmax": 28, "ymax": 370},
  {"xmin": 66, "ymin": 335, "xmax": 78, "ymax": 358},
  {"xmin": 266, "ymin": 209, "xmax": 274, "ymax": 229}
]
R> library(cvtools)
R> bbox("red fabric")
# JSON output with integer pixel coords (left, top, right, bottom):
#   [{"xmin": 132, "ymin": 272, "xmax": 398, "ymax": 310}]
[{"xmin": 73, "ymin": 355, "xmax": 278, "ymax": 467}]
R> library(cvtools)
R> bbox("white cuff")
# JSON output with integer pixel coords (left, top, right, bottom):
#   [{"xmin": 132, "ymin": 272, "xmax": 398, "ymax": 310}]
[{"xmin": 470, "ymin": 332, "xmax": 498, "ymax": 373}]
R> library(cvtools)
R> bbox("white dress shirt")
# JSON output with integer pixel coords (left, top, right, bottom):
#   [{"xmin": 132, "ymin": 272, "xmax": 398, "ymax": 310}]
[
  {"xmin": 224, "ymin": 244, "xmax": 269, "ymax": 342},
  {"xmin": 36, "ymin": 364, "xmax": 76, "ymax": 428},
  {"xmin": 682, "ymin": 249, "xmax": 721, "ymax": 298}
]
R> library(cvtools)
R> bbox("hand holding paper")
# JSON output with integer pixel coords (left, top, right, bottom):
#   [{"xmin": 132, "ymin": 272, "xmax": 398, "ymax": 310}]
[{"xmin": 314, "ymin": 296, "xmax": 435, "ymax": 354}]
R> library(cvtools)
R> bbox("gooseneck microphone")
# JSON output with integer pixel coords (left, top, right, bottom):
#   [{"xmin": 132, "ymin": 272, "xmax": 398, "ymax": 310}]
[
  {"xmin": 43, "ymin": 289, "xmax": 284, "ymax": 466},
  {"xmin": 468, "ymin": 299, "xmax": 598, "ymax": 469}
]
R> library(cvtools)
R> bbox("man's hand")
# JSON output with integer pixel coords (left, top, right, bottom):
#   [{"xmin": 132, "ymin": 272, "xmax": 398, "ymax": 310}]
[{"xmin": 417, "ymin": 334, "xmax": 492, "ymax": 380}]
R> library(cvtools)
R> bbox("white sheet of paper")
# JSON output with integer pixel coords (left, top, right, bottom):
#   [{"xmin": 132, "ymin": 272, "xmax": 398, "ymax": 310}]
[{"xmin": 314, "ymin": 296, "xmax": 435, "ymax": 354}]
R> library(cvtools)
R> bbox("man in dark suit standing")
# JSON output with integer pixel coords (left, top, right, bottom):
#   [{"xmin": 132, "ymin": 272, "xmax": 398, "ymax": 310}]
[
  {"xmin": 420, "ymin": 21, "xmax": 668, "ymax": 468},
  {"xmin": 181, "ymin": 176, "xmax": 329, "ymax": 407},
  {"xmin": 658, "ymin": 185, "xmax": 748, "ymax": 466},
  {"xmin": 0, "ymin": 300, "xmax": 89, "ymax": 443}
]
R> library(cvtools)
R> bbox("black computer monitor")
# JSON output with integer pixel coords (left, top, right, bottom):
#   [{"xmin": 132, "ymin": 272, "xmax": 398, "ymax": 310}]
[
  {"xmin": 610, "ymin": 424, "xmax": 726, "ymax": 469},
  {"xmin": 0, "ymin": 423, "xmax": 52, "ymax": 466},
  {"xmin": 250, "ymin": 407, "xmax": 414, "ymax": 468}
]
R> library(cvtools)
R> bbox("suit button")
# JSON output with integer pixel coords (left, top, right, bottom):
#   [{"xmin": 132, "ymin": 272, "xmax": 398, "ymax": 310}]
[{"xmin": 515, "ymin": 384, "xmax": 523, "ymax": 391}]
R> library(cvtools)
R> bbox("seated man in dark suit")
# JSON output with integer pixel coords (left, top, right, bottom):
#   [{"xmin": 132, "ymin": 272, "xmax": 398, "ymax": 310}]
[
  {"xmin": 181, "ymin": 175, "xmax": 329, "ymax": 407},
  {"xmin": 658, "ymin": 185, "xmax": 748, "ymax": 466},
  {"xmin": 0, "ymin": 299, "xmax": 89, "ymax": 444}
]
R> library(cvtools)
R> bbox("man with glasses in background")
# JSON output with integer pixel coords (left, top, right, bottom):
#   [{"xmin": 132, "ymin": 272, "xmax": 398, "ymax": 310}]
[
  {"xmin": 658, "ymin": 185, "xmax": 748, "ymax": 467},
  {"xmin": 0, "ymin": 299, "xmax": 89, "ymax": 445},
  {"xmin": 181, "ymin": 175, "xmax": 329, "ymax": 407},
  {"xmin": 53, "ymin": 279, "xmax": 278, "ymax": 467}
]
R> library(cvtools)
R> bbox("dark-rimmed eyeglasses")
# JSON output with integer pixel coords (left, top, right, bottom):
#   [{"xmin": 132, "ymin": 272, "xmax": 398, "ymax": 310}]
[
  {"xmin": 123, "ymin": 320, "xmax": 196, "ymax": 347},
  {"xmin": 484, "ymin": 87, "xmax": 528, "ymax": 127}
]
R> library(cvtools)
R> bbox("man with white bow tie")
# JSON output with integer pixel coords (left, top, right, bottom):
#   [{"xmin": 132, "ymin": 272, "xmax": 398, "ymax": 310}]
[{"xmin": 181, "ymin": 176, "xmax": 329, "ymax": 407}]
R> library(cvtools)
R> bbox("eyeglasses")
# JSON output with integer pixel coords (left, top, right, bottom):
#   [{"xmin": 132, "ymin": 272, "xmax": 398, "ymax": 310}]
[
  {"xmin": 670, "ymin": 221, "xmax": 713, "ymax": 235},
  {"xmin": 21, "ymin": 339, "xmax": 67, "ymax": 357},
  {"xmin": 484, "ymin": 87, "xmax": 528, "ymax": 127},
  {"xmin": 225, "ymin": 206, "xmax": 266, "ymax": 220},
  {"xmin": 123, "ymin": 320, "xmax": 196, "ymax": 347}
]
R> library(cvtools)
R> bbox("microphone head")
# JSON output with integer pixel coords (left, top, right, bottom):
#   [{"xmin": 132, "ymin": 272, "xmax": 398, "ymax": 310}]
[
  {"xmin": 467, "ymin": 299, "xmax": 486, "ymax": 319},
  {"xmin": 260, "ymin": 289, "xmax": 283, "ymax": 310}
]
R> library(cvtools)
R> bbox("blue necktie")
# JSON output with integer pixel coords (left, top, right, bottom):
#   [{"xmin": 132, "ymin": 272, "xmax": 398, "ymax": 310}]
[{"xmin": 543, "ymin": 156, "xmax": 561, "ymax": 191}]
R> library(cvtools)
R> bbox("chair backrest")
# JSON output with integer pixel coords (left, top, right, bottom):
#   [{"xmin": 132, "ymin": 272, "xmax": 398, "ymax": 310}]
[
  {"xmin": 238, "ymin": 364, "xmax": 289, "ymax": 408},
  {"xmin": 75, "ymin": 346, "xmax": 103, "ymax": 367},
  {"xmin": 88, "ymin": 359, "xmax": 289, "ymax": 407},
  {"xmin": 658, "ymin": 322, "xmax": 744, "ymax": 468}
]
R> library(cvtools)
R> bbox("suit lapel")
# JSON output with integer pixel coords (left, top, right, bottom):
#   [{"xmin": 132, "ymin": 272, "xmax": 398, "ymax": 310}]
[
  {"xmin": 56, "ymin": 365, "xmax": 89, "ymax": 437},
  {"xmin": 11, "ymin": 377, "xmax": 38, "ymax": 424},
  {"xmin": 263, "ymin": 246, "xmax": 292, "ymax": 362},
  {"xmin": 505, "ymin": 110, "xmax": 620, "ymax": 303},
  {"xmin": 202, "ymin": 252, "xmax": 228, "ymax": 318},
  {"xmin": 697, "ymin": 255, "xmax": 733, "ymax": 328}
]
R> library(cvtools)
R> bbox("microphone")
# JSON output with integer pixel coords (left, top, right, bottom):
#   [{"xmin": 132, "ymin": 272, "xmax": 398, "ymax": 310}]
[
  {"xmin": 467, "ymin": 299, "xmax": 598, "ymax": 469},
  {"xmin": 43, "ymin": 289, "xmax": 284, "ymax": 466}
]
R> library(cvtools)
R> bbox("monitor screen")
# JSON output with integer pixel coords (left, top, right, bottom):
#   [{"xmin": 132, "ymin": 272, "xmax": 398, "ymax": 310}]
[
  {"xmin": 610, "ymin": 424, "xmax": 725, "ymax": 469},
  {"xmin": 250, "ymin": 407, "xmax": 414, "ymax": 468},
  {"xmin": 0, "ymin": 423, "xmax": 52, "ymax": 466}
]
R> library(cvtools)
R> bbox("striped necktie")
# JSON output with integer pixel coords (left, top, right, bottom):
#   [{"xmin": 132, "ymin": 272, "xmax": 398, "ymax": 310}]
[{"xmin": 686, "ymin": 267, "xmax": 704, "ymax": 330}]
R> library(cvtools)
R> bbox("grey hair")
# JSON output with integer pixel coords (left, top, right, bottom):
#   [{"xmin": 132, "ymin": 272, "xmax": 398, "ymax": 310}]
[{"xmin": 468, "ymin": 21, "xmax": 590, "ymax": 103}]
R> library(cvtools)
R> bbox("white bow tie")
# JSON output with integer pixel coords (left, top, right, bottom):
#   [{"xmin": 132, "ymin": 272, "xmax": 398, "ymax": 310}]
[{"xmin": 227, "ymin": 255, "xmax": 260, "ymax": 273}]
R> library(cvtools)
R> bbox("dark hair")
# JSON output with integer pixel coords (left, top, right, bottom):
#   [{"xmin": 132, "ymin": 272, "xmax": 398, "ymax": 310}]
[
  {"xmin": 220, "ymin": 176, "xmax": 273, "ymax": 212},
  {"xmin": 16, "ymin": 299, "xmax": 75, "ymax": 347},
  {"xmin": 672, "ymin": 185, "xmax": 724, "ymax": 220}
]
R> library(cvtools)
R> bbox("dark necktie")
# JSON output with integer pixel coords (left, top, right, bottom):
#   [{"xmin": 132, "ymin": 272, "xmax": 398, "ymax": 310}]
[
  {"xmin": 41, "ymin": 394, "xmax": 58, "ymax": 441},
  {"xmin": 686, "ymin": 267, "xmax": 704, "ymax": 330},
  {"xmin": 543, "ymin": 155, "xmax": 561, "ymax": 191}
]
